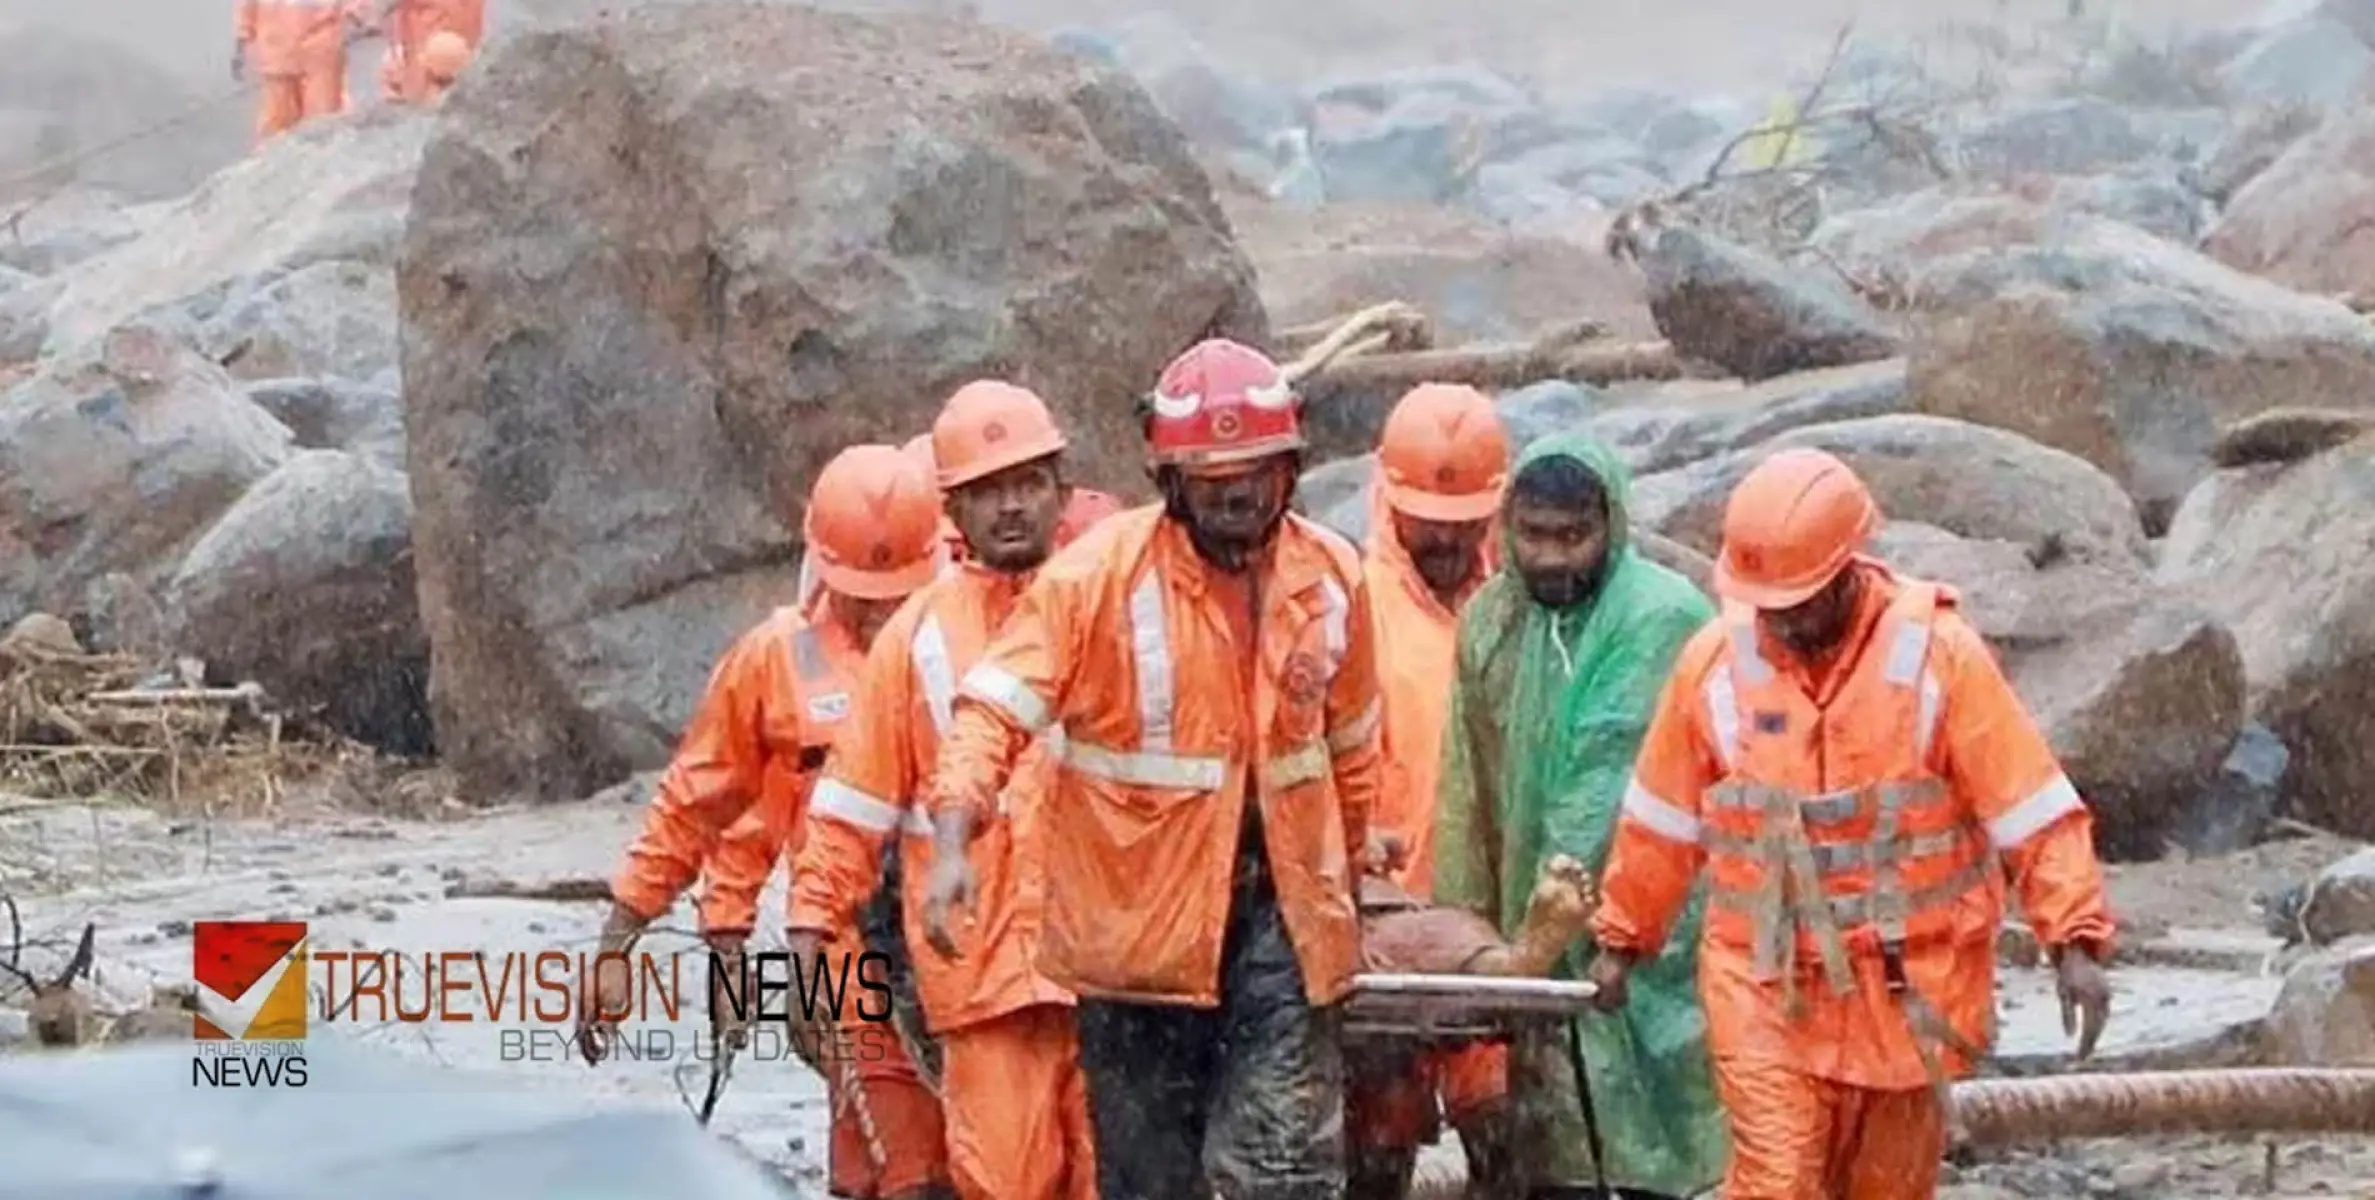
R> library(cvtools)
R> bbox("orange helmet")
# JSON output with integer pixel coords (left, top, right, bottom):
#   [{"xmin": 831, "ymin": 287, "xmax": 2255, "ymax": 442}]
[
  {"xmin": 1377, "ymin": 383, "xmax": 1510, "ymax": 522},
  {"xmin": 931, "ymin": 381, "xmax": 1068, "ymax": 491},
  {"xmin": 804, "ymin": 443, "xmax": 945, "ymax": 600},
  {"xmin": 1145, "ymin": 339, "xmax": 1302, "ymax": 470},
  {"xmin": 1714, "ymin": 448, "xmax": 1880, "ymax": 609},
  {"xmin": 420, "ymin": 30, "xmax": 472, "ymax": 83}
]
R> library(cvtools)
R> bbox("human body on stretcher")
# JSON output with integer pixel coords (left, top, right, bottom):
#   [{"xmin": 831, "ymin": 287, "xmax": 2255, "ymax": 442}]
[{"xmin": 1346, "ymin": 853, "xmax": 1600, "ymax": 1200}]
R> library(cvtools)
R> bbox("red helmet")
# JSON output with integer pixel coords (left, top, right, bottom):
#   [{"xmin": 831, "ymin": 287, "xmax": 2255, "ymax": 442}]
[{"xmin": 1144, "ymin": 338, "xmax": 1304, "ymax": 470}]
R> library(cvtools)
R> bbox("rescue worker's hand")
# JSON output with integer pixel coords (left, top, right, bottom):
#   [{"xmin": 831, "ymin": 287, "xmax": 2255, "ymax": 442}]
[
  {"xmin": 921, "ymin": 851, "xmax": 977, "ymax": 959},
  {"xmin": 575, "ymin": 904, "xmax": 648, "ymax": 1065},
  {"xmin": 1360, "ymin": 831, "xmax": 1408, "ymax": 877},
  {"xmin": 2055, "ymin": 943, "xmax": 2110, "ymax": 1061},
  {"xmin": 704, "ymin": 931, "xmax": 752, "ymax": 1052},
  {"xmin": 1584, "ymin": 947, "xmax": 1635, "ymax": 1011}
]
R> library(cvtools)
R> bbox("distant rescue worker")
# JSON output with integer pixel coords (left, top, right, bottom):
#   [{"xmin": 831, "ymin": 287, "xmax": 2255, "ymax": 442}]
[
  {"xmin": 1588, "ymin": 447, "xmax": 2116, "ymax": 1199},
  {"xmin": 1343, "ymin": 383, "xmax": 1517, "ymax": 1200},
  {"xmin": 234, "ymin": 0, "xmax": 370, "ymax": 143},
  {"xmin": 375, "ymin": 0, "xmax": 483, "ymax": 104},
  {"xmin": 578, "ymin": 443, "xmax": 955, "ymax": 1200},
  {"xmin": 790, "ymin": 382, "xmax": 1098, "ymax": 1200},
  {"xmin": 922, "ymin": 338, "xmax": 1387, "ymax": 1200},
  {"xmin": 1435, "ymin": 431, "xmax": 1730, "ymax": 1199}
]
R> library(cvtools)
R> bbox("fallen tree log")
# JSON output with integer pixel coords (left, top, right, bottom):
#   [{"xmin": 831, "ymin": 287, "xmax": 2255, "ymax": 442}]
[{"xmin": 1300, "ymin": 338, "xmax": 1682, "ymax": 394}]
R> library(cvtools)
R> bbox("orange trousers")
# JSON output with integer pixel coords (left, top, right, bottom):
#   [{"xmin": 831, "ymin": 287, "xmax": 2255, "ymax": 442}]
[
  {"xmin": 826, "ymin": 1024, "xmax": 949, "ymax": 1199},
  {"xmin": 1712, "ymin": 1056, "xmax": 1945, "ymax": 1199},
  {"xmin": 254, "ymin": 67, "xmax": 345, "ymax": 141},
  {"xmin": 939, "ymin": 1004, "xmax": 1097, "ymax": 1200},
  {"xmin": 1350, "ymin": 1041, "xmax": 1508, "ymax": 1148}
]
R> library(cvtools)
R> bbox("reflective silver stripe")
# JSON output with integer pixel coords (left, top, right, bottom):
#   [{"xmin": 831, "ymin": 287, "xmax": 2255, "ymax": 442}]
[
  {"xmin": 1318, "ymin": 577, "xmax": 1351, "ymax": 677},
  {"xmin": 1263, "ymin": 742, "xmax": 1330, "ymax": 791},
  {"xmin": 1706, "ymin": 828, "xmax": 1967, "ymax": 871},
  {"xmin": 1714, "ymin": 859, "xmax": 1989, "ymax": 929},
  {"xmin": 1986, "ymin": 773, "xmax": 2084, "ymax": 849},
  {"xmin": 810, "ymin": 779, "xmax": 932, "ymax": 837},
  {"xmin": 790, "ymin": 626, "xmax": 830, "ymax": 682},
  {"xmin": 960, "ymin": 663, "xmax": 1051, "ymax": 733},
  {"xmin": 1060, "ymin": 739, "xmax": 1228, "ymax": 790},
  {"xmin": 1708, "ymin": 784, "xmax": 1860, "ymax": 826},
  {"xmin": 911, "ymin": 616, "xmax": 958, "ymax": 735},
  {"xmin": 1729, "ymin": 617, "xmax": 1774, "ymax": 685},
  {"xmin": 1622, "ymin": 778, "xmax": 1701, "ymax": 845},
  {"xmin": 1915, "ymin": 669, "xmax": 1943, "ymax": 763},
  {"xmin": 1703, "ymin": 672, "xmax": 1740, "ymax": 770},
  {"xmin": 1883, "ymin": 617, "xmax": 1933, "ymax": 687},
  {"xmin": 1327, "ymin": 697, "xmax": 1382, "ymax": 755},
  {"xmin": 1128, "ymin": 576, "xmax": 1176, "ymax": 750}
]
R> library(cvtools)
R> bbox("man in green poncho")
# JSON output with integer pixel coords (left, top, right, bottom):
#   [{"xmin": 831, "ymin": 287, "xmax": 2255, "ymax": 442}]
[{"xmin": 1434, "ymin": 431, "xmax": 1729, "ymax": 1199}]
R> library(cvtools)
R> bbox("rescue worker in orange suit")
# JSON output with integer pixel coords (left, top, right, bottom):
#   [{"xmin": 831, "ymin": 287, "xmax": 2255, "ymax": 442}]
[
  {"xmin": 577, "ymin": 444, "xmax": 957, "ymax": 1200},
  {"xmin": 1586, "ymin": 448, "xmax": 2117, "ymax": 1199},
  {"xmin": 234, "ymin": 0, "xmax": 371, "ymax": 143},
  {"xmin": 374, "ymin": 0, "xmax": 483, "ymax": 104},
  {"xmin": 789, "ymin": 381, "xmax": 1100, "ymax": 1200},
  {"xmin": 921, "ymin": 338, "xmax": 1388, "ymax": 1200},
  {"xmin": 411, "ymin": 29, "xmax": 471, "ymax": 102},
  {"xmin": 1344, "ymin": 383, "xmax": 1516, "ymax": 1200}
]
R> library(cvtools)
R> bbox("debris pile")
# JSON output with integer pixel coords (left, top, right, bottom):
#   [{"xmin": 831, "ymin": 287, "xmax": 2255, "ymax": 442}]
[{"xmin": 0, "ymin": 614, "xmax": 361, "ymax": 814}]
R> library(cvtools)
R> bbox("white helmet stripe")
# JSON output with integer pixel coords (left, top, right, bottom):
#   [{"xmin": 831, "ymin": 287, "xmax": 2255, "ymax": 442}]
[{"xmin": 1149, "ymin": 387, "xmax": 1202, "ymax": 419}]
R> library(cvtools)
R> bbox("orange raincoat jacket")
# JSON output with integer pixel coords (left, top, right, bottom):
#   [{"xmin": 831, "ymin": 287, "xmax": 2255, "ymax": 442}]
[
  {"xmin": 927, "ymin": 506, "xmax": 1385, "ymax": 1008},
  {"xmin": 1591, "ymin": 560, "xmax": 2116, "ymax": 1196},
  {"xmin": 1361, "ymin": 484, "xmax": 1496, "ymax": 897},
  {"xmin": 609, "ymin": 598, "xmax": 948, "ymax": 1198}
]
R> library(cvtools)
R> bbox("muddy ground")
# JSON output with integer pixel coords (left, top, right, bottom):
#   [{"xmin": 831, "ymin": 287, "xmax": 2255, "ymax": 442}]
[{"xmin": 1, "ymin": 779, "xmax": 2369, "ymax": 1197}]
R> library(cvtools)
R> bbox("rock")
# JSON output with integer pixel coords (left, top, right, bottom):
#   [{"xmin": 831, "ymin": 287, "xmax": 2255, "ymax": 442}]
[
  {"xmin": 2199, "ymin": 104, "xmax": 2323, "ymax": 206},
  {"xmin": 165, "ymin": 451, "xmax": 425, "ymax": 753},
  {"xmin": 2300, "ymin": 849, "xmax": 2375, "ymax": 946},
  {"xmin": 2169, "ymin": 722, "xmax": 2289, "ymax": 858},
  {"xmin": 1637, "ymin": 531, "xmax": 1713, "ymax": 597},
  {"xmin": 1091, "ymin": 13, "xmax": 1292, "ymax": 154},
  {"xmin": 40, "ymin": 107, "xmax": 426, "ymax": 357},
  {"xmin": 1586, "ymin": 359, "xmax": 1910, "ymax": 477},
  {"xmin": 241, "ymin": 377, "xmax": 405, "ymax": 469},
  {"xmin": 1908, "ymin": 213, "xmax": 2375, "ymax": 533},
  {"xmin": 0, "ymin": 274, "xmax": 60, "ymax": 363},
  {"xmin": 2206, "ymin": 105, "xmax": 2375, "ymax": 298},
  {"xmin": 1311, "ymin": 88, "xmax": 1511, "ymax": 206},
  {"xmin": 1294, "ymin": 453, "xmax": 1375, "ymax": 542},
  {"xmin": 2219, "ymin": 15, "xmax": 2375, "ymax": 109},
  {"xmin": 0, "ymin": 189, "xmax": 148, "ymax": 276},
  {"xmin": 2159, "ymin": 434, "xmax": 2375, "ymax": 837},
  {"xmin": 1957, "ymin": 97, "xmax": 2157, "ymax": 178},
  {"xmin": 0, "ymin": 321, "xmax": 292, "ymax": 628},
  {"xmin": 1872, "ymin": 522, "xmax": 2244, "ymax": 857},
  {"xmin": 2043, "ymin": 168, "xmax": 2212, "ymax": 245},
  {"xmin": 0, "ymin": 26, "xmax": 246, "ymax": 202},
  {"xmin": 201, "ymin": 260, "xmax": 399, "ymax": 385},
  {"xmin": 2210, "ymin": 406, "xmax": 2375, "ymax": 468},
  {"xmin": 1495, "ymin": 379, "xmax": 1603, "ymax": 449},
  {"xmin": 2261, "ymin": 936, "xmax": 2375, "ymax": 1066},
  {"xmin": 1631, "ymin": 414, "xmax": 2147, "ymax": 567},
  {"xmin": 401, "ymin": 6, "xmax": 1263, "ymax": 803},
  {"xmin": 1636, "ymin": 225, "xmax": 1898, "ymax": 382},
  {"xmin": 1225, "ymin": 196, "xmax": 1655, "ymax": 345},
  {"xmin": 3, "ymin": 612, "xmax": 80, "ymax": 655}
]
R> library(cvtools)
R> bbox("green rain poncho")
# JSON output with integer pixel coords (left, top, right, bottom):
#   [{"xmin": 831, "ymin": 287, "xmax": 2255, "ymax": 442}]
[{"xmin": 1434, "ymin": 431, "xmax": 1729, "ymax": 1196}]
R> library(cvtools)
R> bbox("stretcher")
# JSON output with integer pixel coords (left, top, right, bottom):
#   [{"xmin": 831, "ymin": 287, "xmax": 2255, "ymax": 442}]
[{"xmin": 1345, "ymin": 972, "xmax": 1614, "ymax": 1197}]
